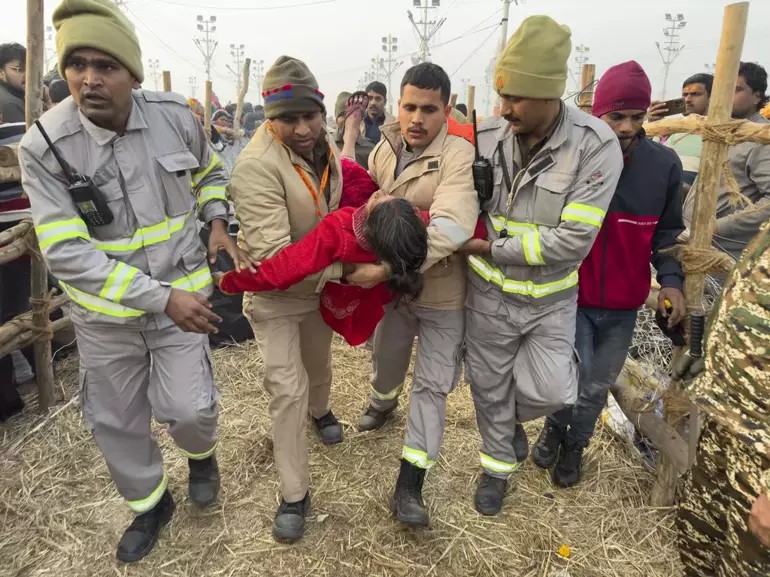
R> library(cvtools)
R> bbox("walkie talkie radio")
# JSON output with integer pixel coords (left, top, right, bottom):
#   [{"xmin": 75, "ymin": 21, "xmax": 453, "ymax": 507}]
[
  {"xmin": 34, "ymin": 120, "xmax": 114, "ymax": 227},
  {"xmin": 471, "ymin": 110, "xmax": 494, "ymax": 204}
]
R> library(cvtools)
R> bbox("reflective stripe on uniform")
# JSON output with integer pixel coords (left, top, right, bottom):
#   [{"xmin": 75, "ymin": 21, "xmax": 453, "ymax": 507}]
[
  {"xmin": 126, "ymin": 474, "xmax": 168, "ymax": 513},
  {"xmin": 191, "ymin": 154, "xmax": 223, "ymax": 187},
  {"xmin": 489, "ymin": 215, "xmax": 537, "ymax": 237},
  {"xmin": 36, "ymin": 218, "xmax": 90, "ymax": 250},
  {"xmin": 560, "ymin": 202, "xmax": 606, "ymax": 228},
  {"xmin": 62, "ymin": 265, "xmax": 213, "ymax": 319},
  {"xmin": 371, "ymin": 383, "xmax": 402, "ymax": 401},
  {"xmin": 99, "ymin": 261, "xmax": 139, "ymax": 303},
  {"xmin": 93, "ymin": 214, "xmax": 189, "ymax": 253},
  {"xmin": 479, "ymin": 452, "xmax": 520, "ymax": 475},
  {"xmin": 179, "ymin": 441, "xmax": 217, "ymax": 461},
  {"xmin": 468, "ymin": 255, "xmax": 578, "ymax": 298},
  {"xmin": 522, "ymin": 230, "xmax": 545, "ymax": 265},
  {"xmin": 402, "ymin": 446, "xmax": 435, "ymax": 469},
  {"xmin": 197, "ymin": 185, "xmax": 227, "ymax": 205}
]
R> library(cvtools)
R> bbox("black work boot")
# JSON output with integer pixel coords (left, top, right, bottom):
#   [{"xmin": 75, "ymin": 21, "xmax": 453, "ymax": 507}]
[
  {"xmin": 532, "ymin": 421, "xmax": 567, "ymax": 469},
  {"xmin": 313, "ymin": 411, "xmax": 343, "ymax": 445},
  {"xmin": 474, "ymin": 473, "xmax": 508, "ymax": 516},
  {"xmin": 357, "ymin": 404, "xmax": 396, "ymax": 432},
  {"xmin": 188, "ymin": 454, "xmax": 220, "ymax": 507},
  {"xmin": 116, "ymin": 490, "xmax": 175, "ymax": 563},
  {"xmin": 390, "ymin": 459, "xmax": 429, "ymax": 527},
  {"xmin": 273, "ymin": 492, "xmax": 311, "ymax": 543},
  {"xmin": 513, "ymin": 423, "xmax": 529, "ymax": 463},
  {"xmin": 552, "ymin": 440, "xmax": 585, "ymax": 488}
]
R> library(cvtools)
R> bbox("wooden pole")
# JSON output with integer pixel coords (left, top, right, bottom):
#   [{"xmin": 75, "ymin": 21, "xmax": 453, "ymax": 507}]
[
  {"xmin": 577, "ymin": 64, "xmax": 595, "ymax": 113},
  {"xmin": 449, "ymin": 93, "xmax": 458, "ymax": 108},
  {"xmin": 204, "ymin": 80, "xmax": 213, "ymax": 133},
  {"xmin": 162, "ymin": 71, "xmax": 172, "ymax": 92},
  {"xmin": 26, "ymin": 0, "xmax": 55, "ymax": 413},
  {"xmin": 233, "ymin": 58, "xmax": 251, "ymax": 139},
  {"xmin": 650, "ymin": 1, "xmax": 750, "ymax": 508},
  {"xmin": 467, "ymin": 85, "xmax": 476, "ymax": 118}
]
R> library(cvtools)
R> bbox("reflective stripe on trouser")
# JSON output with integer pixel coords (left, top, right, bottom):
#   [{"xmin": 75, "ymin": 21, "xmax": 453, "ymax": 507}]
[
  {"xmin": 74, "ymin": 322, "xmax": 219, "ymax": 512},
  {"xmin": 248, "ymin": 307, "xmax": 333, "ymax": 503},
  {"xmin": 464, "ymin": 279, "xmax": 578, "ymax": 479},
  {"xmin": 370, "ymin": 303, "xmax": 418, "ymax": 412},
  {"xmin": 374, "ymin": 304, "xmax": 465, "ymax": 469},
  {"xmin": 677, "ymin": 419, "xmax": 770, "ymax": 576}
]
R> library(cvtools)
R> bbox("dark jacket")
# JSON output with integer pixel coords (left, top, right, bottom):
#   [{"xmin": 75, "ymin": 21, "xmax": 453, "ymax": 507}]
[
  {"xmin": 0, "ymin": 82, "xmax": 25, "ymax": 124},
  {"xmin": 578, "ymin": 135, "xmax": 685, "ymax": 310}
]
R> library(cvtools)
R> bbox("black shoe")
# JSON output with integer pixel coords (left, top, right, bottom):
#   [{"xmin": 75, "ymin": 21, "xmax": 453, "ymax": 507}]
[
  {"xmin": 552, "ymin": 441, "xmax": 585, "ymax": 488},
  {"xmin": 313, "ymin": 411, "xmax": 343, "ymax": 445},
  {"xmin": 474, "ymin": 473, "xmax": 508, "ymax": 516},
  {"xmin": 532, "ymin": 421, "xmax": 566, "ymax": 470},
  {"xmin": 513, "ymin": 423, "xmax": 529, "ymax": 463},
  {"xmin": 357, "ymin": 404, "xmax": 396, "ymax": 432},
  {"xmin": 390, "ymin": 459, "xmax": 429, "ymax": 527},
  {"xmin": 273, "ymin": 493, "xmax": 311, "ymax": 543},
  {"xmin": 188, "ymin": 454, "xmax": 220, "ymax": 507},
  {"xmin": 116, "ymin": 490, "xmax": 175, "ymax": 563}
]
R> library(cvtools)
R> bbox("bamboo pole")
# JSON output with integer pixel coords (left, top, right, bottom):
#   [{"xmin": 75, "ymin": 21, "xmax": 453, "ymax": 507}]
[
  {"xmin": 0, "ymin": 294, "xmax": 68, "ymax": 358},
  {"xmin": 0, "ymin": 317, "xmax": 70, "ymax": 361},
  {"xmin": 0, "ymin": 220, "xmax": 31, "ymax": 247},
  {"xmin": 577, "ymin": 64, "xmax": 595, "ymax": 113},
  {"xmin": 204, "ymin": 80, "xmax": 213, "ymax": 133},
  {"xmin": 644, "ymin": 114, "xmax": 770, "ymax": 143},
  {"xmin": 650, "ymin": 1, "xmax": 750, "ymax": 508},
  {"xmin": 467, "ymin": 85, "xmax": 476, "ymax": 117},
  {"xmin": 162, "ymin": 71, "xmax": 172, "ymax": 92},
  {"xmin": 26, "ymin": 0, "xmax": 55, "ymax": 413},
  {"xmin": 233, "ymin": 58, "xmax": 251, "ymax": 139},
  {"xmin": 0, "ymin": 165, "xmax": 22, "ymax": 184},
  {"xmin": 0, "ymin": 142, "xmax": 20, "ymax": 167},
  {"xmin": 449, "ymin": 93, "xmax": 458, "ymax": 108}
]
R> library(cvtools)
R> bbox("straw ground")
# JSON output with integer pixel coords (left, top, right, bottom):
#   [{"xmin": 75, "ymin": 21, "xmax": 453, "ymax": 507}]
[{"xmin": 0, "ymin": 339, "xmax": 683, "ymax": 577}]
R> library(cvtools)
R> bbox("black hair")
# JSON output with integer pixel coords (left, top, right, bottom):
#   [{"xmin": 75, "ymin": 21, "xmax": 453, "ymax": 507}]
[
  {"xmin": 49, "ymin": 79, "xmax": 70, "ymax": 104},
  {"xmin": 225, "ymin": 102, "xmax": 237, "ymax": 116},
  {"xmin": 455, "ymin": 103, "xmax": 468, "ymax": 117},
  {"xmin": 682, "ymin": 73, "xmax": 713, "ymax": 96},
  {"xmin": 364, "ymin": 198, "xmax": 427, "ymax": 302},
  {"xmin": 400, "ymin": 62, "xmax": 451, "ymax": 106},
  {"xmin": 0, "ymin": 43, "xmax": 26, "ymax": 69},
  {"xmin": 739, "ymin": 61, "xmax": 769, "ymax": 108},
  {"xmin": 365, "ymin": 80, "xmax": 387, "ymax": 99},
  {"xmin": 242, "ymin": 112, "xmax": 258, "ymax": 132}
]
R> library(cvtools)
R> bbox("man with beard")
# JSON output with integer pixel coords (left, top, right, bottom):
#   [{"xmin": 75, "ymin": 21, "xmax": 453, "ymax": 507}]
[
  {"xmin": 362, "ymin": 80, "xmax": 393, "ymax": 143},
  {"xmin": 0, "ymin": 43, "xmax": 26, "ymax": 124},
  {"xmin": 460, "ymin": 15, "xmax": 622, "ymax": 515}
]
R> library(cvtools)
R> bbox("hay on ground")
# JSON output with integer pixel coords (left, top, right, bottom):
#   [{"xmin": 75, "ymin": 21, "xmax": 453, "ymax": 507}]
[{"xmin": 0, "ymin": 338, "xmax": 683, "ymax": 577}]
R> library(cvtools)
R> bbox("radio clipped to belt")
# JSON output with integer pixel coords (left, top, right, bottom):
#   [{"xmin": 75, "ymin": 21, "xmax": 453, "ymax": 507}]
[
  {"xmin": 34, "ymin": 120, "xmax": 114, "ymax": 227},
  {"xmin": 471, "ymin": 109, "xmax": 494, "ymax": 206}
]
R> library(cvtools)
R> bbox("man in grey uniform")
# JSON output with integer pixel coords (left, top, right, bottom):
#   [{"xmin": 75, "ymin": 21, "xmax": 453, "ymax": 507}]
[
  {"xmin": 19, "ymin": 0, "xmax": 250, "ymax": 563},
  {"xmin": 460, "ymin": 15, "xmax": 622, "ymax": 515}
]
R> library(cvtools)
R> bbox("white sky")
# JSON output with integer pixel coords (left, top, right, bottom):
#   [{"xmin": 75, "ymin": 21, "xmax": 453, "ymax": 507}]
[{"xmin": 2, "ymin": 0, "xmax": 769, "ymax": 115}]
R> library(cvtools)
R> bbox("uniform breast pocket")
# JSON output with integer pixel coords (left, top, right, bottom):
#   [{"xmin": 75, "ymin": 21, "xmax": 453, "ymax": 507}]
[
  {"xmin": 532, "ymin": 171, "xmax": 575, "ymax": 228},
  {"xmin": 156, "ymin": 150, "xmax": 200, "ymax": 217},
  {"xmin": 90, "ymin": 169, "xmax": 130, "ymax": 240}
]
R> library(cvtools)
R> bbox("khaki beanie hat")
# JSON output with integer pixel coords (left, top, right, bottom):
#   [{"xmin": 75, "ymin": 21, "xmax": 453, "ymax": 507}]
[
  {"xmin": 495, "ymin": 15, "xmax": 571, "ymax": 99},
  {"xmin": 335, "ymin": 91, "xmax": 352, "ymax": 120},
  {"xmin": 262, "ymin": 56, "xmax": 325, "ymax": 119},
  {"xmin": 53, "ymin": 0, "xmax": 144, "ymax": 83}
]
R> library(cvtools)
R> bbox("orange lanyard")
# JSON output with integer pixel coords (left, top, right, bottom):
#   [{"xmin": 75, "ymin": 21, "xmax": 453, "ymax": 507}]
[{"xmin": 268, "ymin": 122, "xmax": 332, "ymax": 219}]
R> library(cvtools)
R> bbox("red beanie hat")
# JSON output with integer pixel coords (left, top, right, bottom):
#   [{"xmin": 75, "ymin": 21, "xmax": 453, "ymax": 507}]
[{"xmin": 592, "ymin": 61, "xmax": 651, "ymax": 118}]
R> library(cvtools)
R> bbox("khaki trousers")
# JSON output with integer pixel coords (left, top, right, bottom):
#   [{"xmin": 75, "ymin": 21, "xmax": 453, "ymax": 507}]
[{"xmin": 249, "ymin": 308, "xmax": 333, "ymax": 502}]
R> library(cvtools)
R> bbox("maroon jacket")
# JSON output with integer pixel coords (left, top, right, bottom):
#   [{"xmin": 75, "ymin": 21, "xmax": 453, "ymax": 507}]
[{"xmin": 578, "ymin": 135, "xmax": 684, "ymax": 310}]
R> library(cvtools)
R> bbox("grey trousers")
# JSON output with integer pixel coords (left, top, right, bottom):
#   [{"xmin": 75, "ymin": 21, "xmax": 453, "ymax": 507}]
[
  {"xmin": 370, "ymin": 303, "xmax": 464, "ymax": 469},
  {"xmin": 464, "ymin": 281, "xmax": 578, "ymax": 478},
  {"xmin": 75, "ymin": 322, "xmax": 219, "ymax": 513}
]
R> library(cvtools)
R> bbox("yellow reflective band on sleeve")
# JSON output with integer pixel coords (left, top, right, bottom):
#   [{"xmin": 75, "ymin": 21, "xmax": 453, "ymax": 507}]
[
  {"xmin": 522, "ymin": 230, "xmax": 545, "ymax": 266},
  {"xmin": 197, "ymin": 185, "xmax": 228, "ymax": 205},
  {"xmin": 126, "ymin": 474, "xmax": 168, "ymax": 513},
  {"xmin": 468, "ymin": 255, "xmax": 578, "ymax": 298},
  {"xmin": 179, "ymin": 442, "xmax": 217, "ymax": 461},
  {"xmin": 370, "ymin": 383, "xmax": 402, "ymax": 401},
  {"xmin": 60, "ymin": 281, "xmax": 145, "ymax": 318},
  {"xmin": 93, "ymin": 214, "xmax": 190, "ymax": 253},
  {"xmin": 171, "ymin": 266, "xmax": 213, "ymax": 292},
  {"xmin": 479, "ymin": 452, "xmax": 520, "ymax": 475},
  {"xmin": 489, "ymin": 215, "xmax": 537, "ymax": 237},
  {"xmin": 560, "ymin": 202, "xmax": 606, "ymax": 228},
  {"xmin": 191, "ymin": 154, "xmax": 223, "ymax": 187},
  {"xmin": 35, "ymin": 218, "xmax": 91, "ymax": 250},
  {"xmin": 402, "ymin": 446, "xmax": 436, "ymax": 469},
  {"xmin": 99, "ymin": 261, "xmax": 139, "ymax": 303}
]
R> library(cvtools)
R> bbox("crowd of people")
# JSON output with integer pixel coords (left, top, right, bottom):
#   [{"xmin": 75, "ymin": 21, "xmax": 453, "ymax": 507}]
[{"xmin": 2, "ymin": 0, "xmax": 770, "ymax": 574}]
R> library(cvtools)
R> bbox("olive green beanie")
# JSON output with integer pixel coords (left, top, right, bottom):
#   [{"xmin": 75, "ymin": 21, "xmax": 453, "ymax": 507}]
[
  {"xmin": 262, "ymin": 56, "xmax": 325, "ymax": 119},
  {"xmin": 494, "ymin": 15, "xmax": 571, "ymax": 99},
  {"xmin": 53, "ymin": 0, "xmax": 144, "ymax": 83},
  {"xmin": 335, "ymin": 91, "xmax": 352, "ymax": 120}
]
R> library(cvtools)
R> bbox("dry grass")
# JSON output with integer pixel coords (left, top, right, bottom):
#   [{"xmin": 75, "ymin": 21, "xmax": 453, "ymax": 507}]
[{"xmin": 0, "ymin": 338, "xmax": 683, "ymax": 577}]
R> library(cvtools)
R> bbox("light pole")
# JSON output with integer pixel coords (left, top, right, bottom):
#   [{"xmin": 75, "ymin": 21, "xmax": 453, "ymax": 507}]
[
  {"xmin": 382, "ymin": 35, "xmax": 402, "ymax": 115},
  {"xmin": 194, "ymin": 15, "xmax": 218, "ymax": 82},
  {"xmin": 407, "ymin": 0, "xmax": 445, "ymax": 63},
  {"xmin": 656, "ymin": 13, "xmax": 687, "ymax": 99},
  {"xmin": 189, "ymin": 76, "xmax": 198, "ymax": 99},
  {"xmin": 250, "ymin": 59, "xmax": 265, "ymax": 105},
  {"xmin": 573, "ymin": 44, "xmax": 590, "ymax": 91},
  {"xmin": 704, "ymin": 63, "xmax": 716, "ymax": 73},
  {"xmin": 147, "ymin": 58, "xmax": 161, "ymax": 91},
  {"xmin": 44, "ymin": 26, "xmax": 56, "ymax": 73},
  {"xmin": 227, "ymin": 43, "xmax": 245, "ymax": 95}
]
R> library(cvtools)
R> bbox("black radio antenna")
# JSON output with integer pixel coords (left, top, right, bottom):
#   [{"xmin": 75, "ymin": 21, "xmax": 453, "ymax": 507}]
[{"xmin": 34, "ymin": 120, "xmax": 77, "ymax": 183}]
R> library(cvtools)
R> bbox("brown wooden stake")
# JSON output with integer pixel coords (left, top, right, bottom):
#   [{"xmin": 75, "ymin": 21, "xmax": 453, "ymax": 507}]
[
  {"xmin": 467, "ymin": 85, "xmax": 476, "ymax": 117},
  {"xmin": 577, "ymin": 64, "xmax": 595, "ymax": 113},
  {"xmin": 449, "ymin": 93, "xmax": 458, "ymax": 108},
  {"xmin": 650, "ymin": 1, "xmax": 750, "ymax": 508},
  {"xmin": 204, "ymin": 80, "xmax": 213, "ymax": 134},
  {"xmin": 233, "ymin": 58, "xmax": 251, "ymax": 139},
  {"xmin": 162, "ymin": 71, "xmax": 172, "ymax": 92},
  {"xmin": 0, "ymin": 142, "xmax": 20, "ymax": 167},
  {"xmin": 0, "ymin": 165, "xmax": 22, "ymax": 184},
  {"xmin": 26, "ymin": 0, "xmax": 55, "ymax": 413}
]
